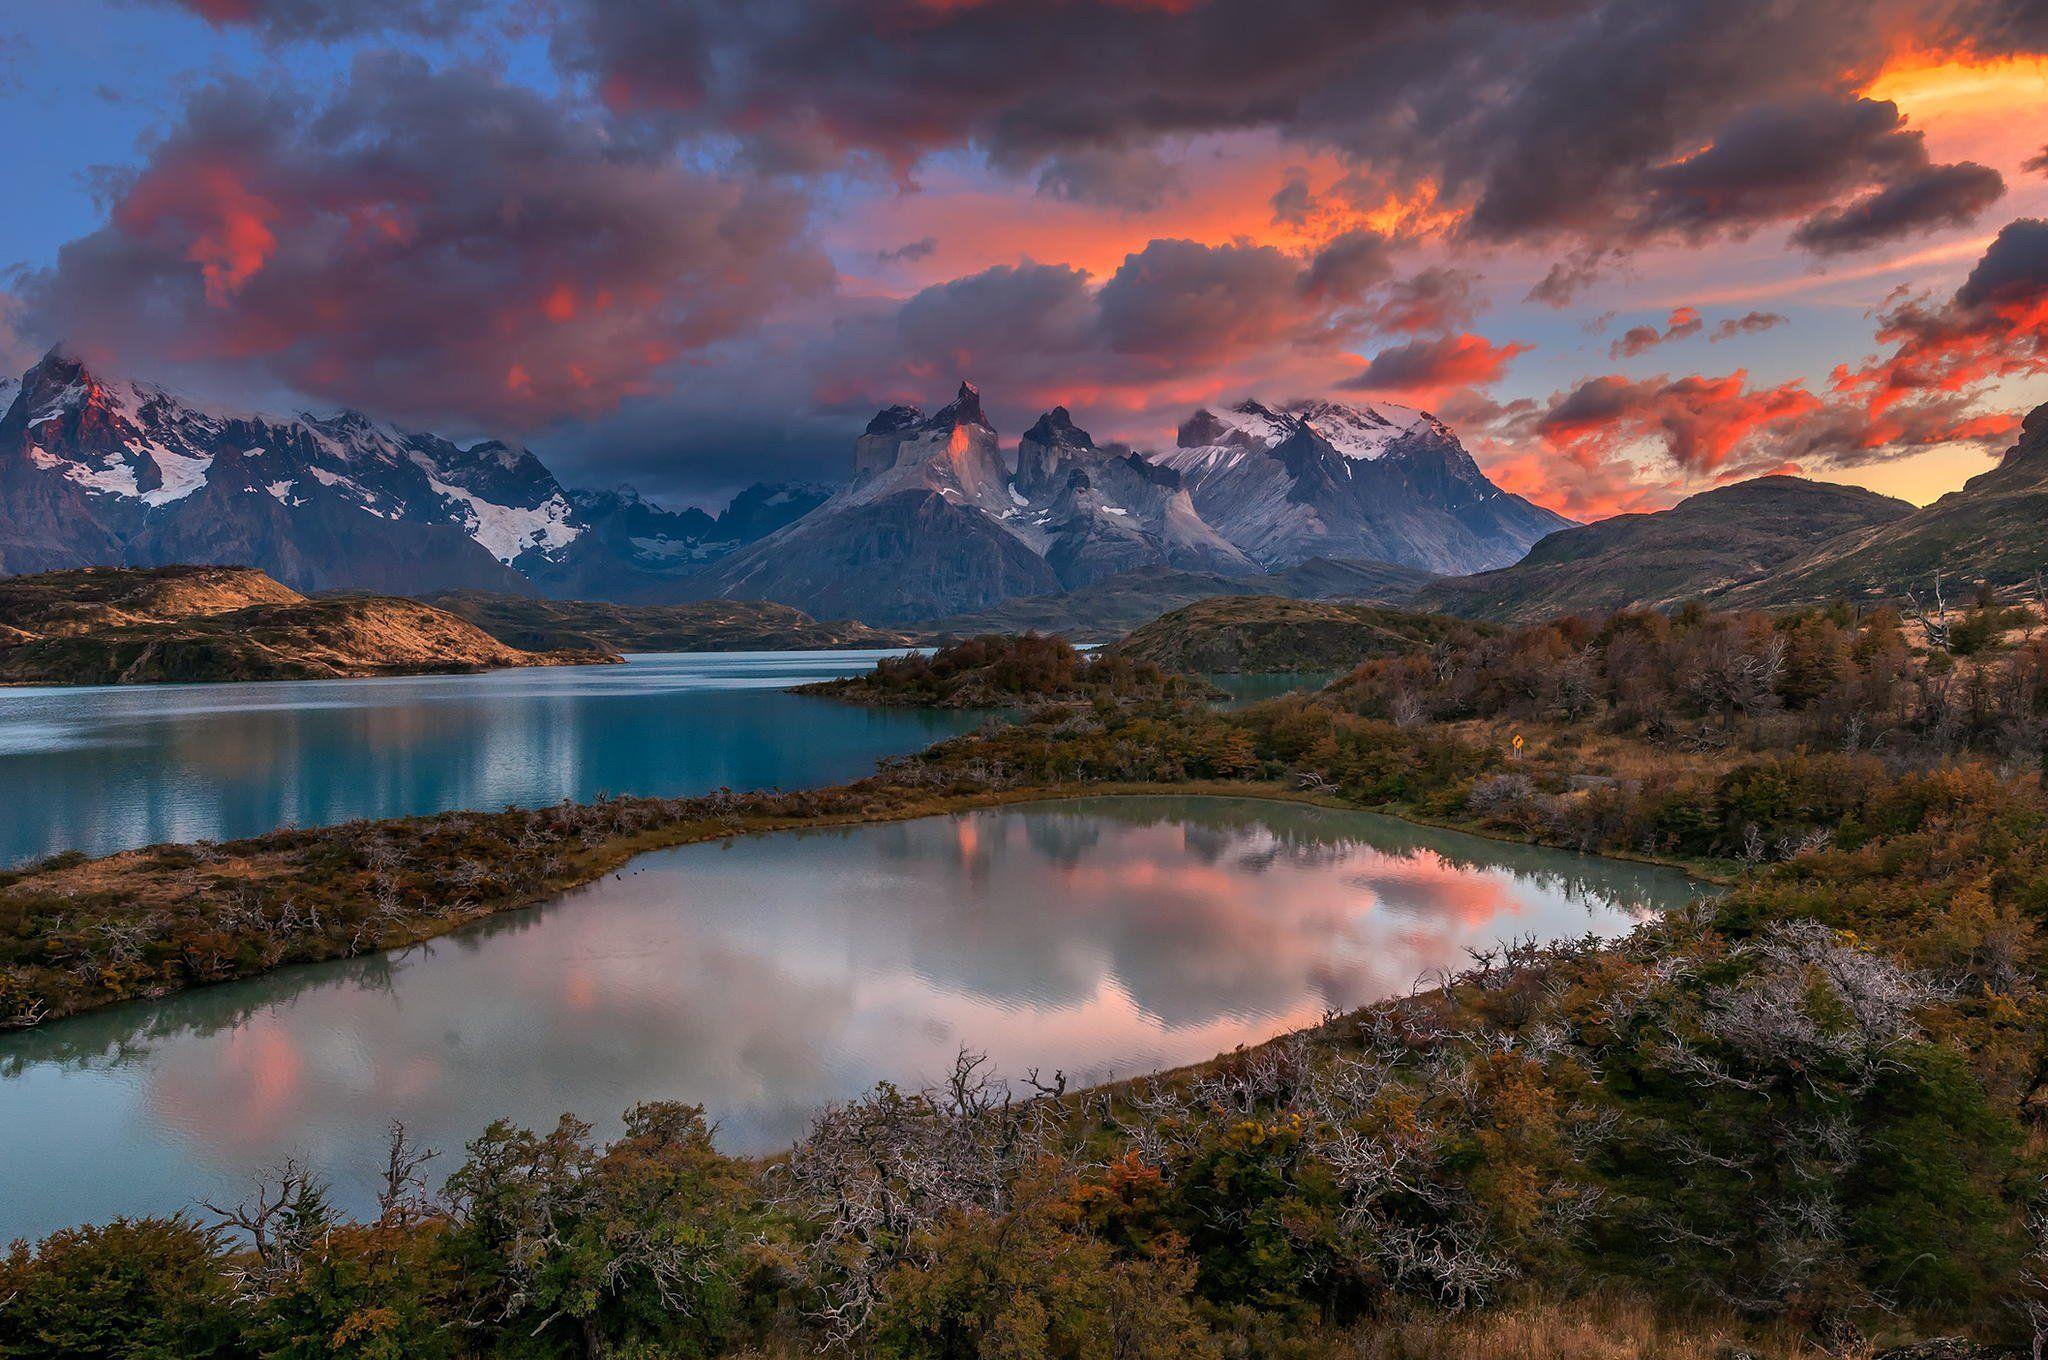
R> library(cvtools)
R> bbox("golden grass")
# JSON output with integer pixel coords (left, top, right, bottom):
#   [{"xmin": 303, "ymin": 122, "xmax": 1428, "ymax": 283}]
[{"xmin": 1342, "ymin": 1295, "xmax": 1842, "ymax": 1360}]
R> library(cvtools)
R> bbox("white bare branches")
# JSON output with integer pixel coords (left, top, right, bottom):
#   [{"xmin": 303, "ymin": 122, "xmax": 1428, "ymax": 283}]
[{"xmin": 774, "ymin": 1048, "xmax": 1070, "ymax": 1338}]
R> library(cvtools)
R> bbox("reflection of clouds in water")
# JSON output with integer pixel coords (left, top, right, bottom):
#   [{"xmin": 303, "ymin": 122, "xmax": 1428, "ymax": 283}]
[
  {"xmin": 139, "ymin": 926, "xmax": 870, "ymax": 1170},
  {"xmin": 0, "ymin": 795, "xmax": 1711, "ymax": 1238}
]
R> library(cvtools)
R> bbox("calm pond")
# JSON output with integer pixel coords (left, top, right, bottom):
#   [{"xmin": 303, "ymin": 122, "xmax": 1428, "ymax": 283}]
[
  {"xmin": 0, "ymin": 794, "xmax": 1712, "ymax": 1240},
  {"xmin": 0, "ymin": 651, "xmax": 978, "ymax": 866}
]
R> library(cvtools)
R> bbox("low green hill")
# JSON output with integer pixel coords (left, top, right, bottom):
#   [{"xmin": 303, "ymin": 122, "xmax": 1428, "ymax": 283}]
[
  {"xmin": 426, "ymin": 590, "xmax": 911, "ymax": 653},
  {"xmin": 1414, "ymin": 476, "xmax": 1913, "ymax": 623},
  {"xmin": 1109, "ymin": 595, "xmax": 1488, "ymax": 673},
  {"xmin": 924, "ymin": 558, "xmax": 1440, "ymax": 642}
]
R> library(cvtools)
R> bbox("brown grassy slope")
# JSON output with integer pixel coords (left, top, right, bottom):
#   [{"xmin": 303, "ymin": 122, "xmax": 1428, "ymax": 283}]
[
  {"xmin": 0, "ymin": 565, "xmax": 612, "ymax": 684},
  {"xmin": 0, "ymin": 563, "xmax": 304, "ymax": 636}
]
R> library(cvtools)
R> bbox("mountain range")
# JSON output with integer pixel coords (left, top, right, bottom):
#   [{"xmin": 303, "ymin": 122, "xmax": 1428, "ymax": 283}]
[
  {"xmin": 0, "ymin": 348, "xmax": 820, "ymax": 598},
  {"xmin": 688, "ymin": 383, "xmax": 1570, "ymax": 622},
  {"xmin": 0, "ymin": 351, "xmax": 1563, "ymax": 619},
  {"xmin": 18, "ymin": 343, "xmax": 2035, "ymax": 635}
]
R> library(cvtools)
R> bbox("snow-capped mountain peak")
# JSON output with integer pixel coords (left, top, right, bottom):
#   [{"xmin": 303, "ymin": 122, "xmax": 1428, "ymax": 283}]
[
  {"xmin": 1176, "ymin": 399, "xmax": 1293, "ymax": 451},
  {"xmin": 1149, "ymin": 391, "xmax": 1575, "ymax": 575},
  {"xmin": 1284, "ymin": 397, "xmax": 1432, "ymax": 462},
  {"xmin": 2, "ymin": 345, "xmax": 847, "ymax": 596},
  {"xmin": 10, "ymin": 349, "xmax": 224, "ymax": 508}
]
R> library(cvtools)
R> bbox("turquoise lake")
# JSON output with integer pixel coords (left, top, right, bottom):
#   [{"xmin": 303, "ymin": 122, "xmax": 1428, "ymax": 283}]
[{"xmin": 0, "ymin": 651, "xmax": 978, "ymax": 866}]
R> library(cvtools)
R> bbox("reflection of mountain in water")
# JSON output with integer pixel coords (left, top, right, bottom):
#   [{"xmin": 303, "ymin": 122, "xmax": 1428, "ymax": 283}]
[
  {"xmin": 0, "ymin": 795, "xmax": 1710, "ymax": 1240},
  {"xmin": 0, "ymin": 654, "xmax": 977, "ymax": 865}
]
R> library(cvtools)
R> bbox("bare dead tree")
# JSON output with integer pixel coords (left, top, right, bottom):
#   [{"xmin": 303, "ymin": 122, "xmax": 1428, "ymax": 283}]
[
  {"xmin": 1905, "ymin": 571, "xmax": 1954, "ymax": 654},
  {"xmin": 376, "ymin": 1120, "xmax": 440, "ymax": 1227},
  {"xmin": 201, "ymin": 1158, "xmax": 333, "ymax": 1296},
  {"xmin": 774, "ymin": 1048, "xmax": 1069, "ymax": 1339},
  {"xmin": 2018, "ymin": 1174, "xmax": 2048, "ymax": 1360}
]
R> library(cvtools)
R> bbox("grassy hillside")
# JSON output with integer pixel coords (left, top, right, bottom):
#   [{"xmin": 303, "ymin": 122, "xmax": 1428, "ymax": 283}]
[
  {"xmin": 427, "ymin": 589, "xmax": 912, "ymax": 652},
  {"xmin": 1415, "ymin": 476, "xmax": 1913, "ymax": 623},
  {"xmin": 1110, "ymin": 594, "xmax": 1488, "ymax": 672},
  {"xmin": 0, "ymin": 565, "xmax": 609, "ymax": 684},
  {"xmin": 0, "ymin": 563, "xmax": 302, "ymax": 635},
  {"xmin": 926, "ymin": 558, "xmax": 1440, "ymax": 642},
  {"xmin": 1729, "ymin": 404, "xmax": 2048, "ymax": 607}
]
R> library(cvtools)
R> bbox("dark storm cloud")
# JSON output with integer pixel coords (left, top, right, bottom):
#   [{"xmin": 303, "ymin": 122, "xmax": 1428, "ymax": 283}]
[
  {"xmin": 18, "ymin": 53, "xmax": 833, "ymax": 431},
  {"xmin": 802, "ymin": 238, "xmax": 1530, "ymax": 423},
  {"xmin": 1789, "ymin": 160, "xmax": 2006, "ymax": 254},
  {"xmin": 1035, "ymin": 145, "xmax": 1184, "ymax": 212},
  {"xmin": 875, "ymin": 236, "xmax": 937, "ymax": 264},
  {"xmin": 1341, "ymin": 333, "xmax": 1532, "ymax": 394},
  {"xmin": 1527, "ymin": 248, "xmax": 1622, "ymax": 306},
  {"xmin": 548, "ymin": 0, "xmax": 2029, "ymax": 262},
  {"xmin": 139, "ymin": 0, "xmax": 2040, "ymax": 268},
  {"xmin": 1608, "ymin": 307, "xmax": 1704, "ymax": 359},
  {"xmin": 1954, "ymin": 216, "xmax": 2048, "ymax": 310},
  {"xmin": 1095, "ymin": 239, "xmax": 1306, "ymax": 365},
  {"xmin": 1363, "ymin": 267, "xmax": 1483, "ymax": 334},
  {"xmin": 147, "ymin": 0, "xmax": 478, "ymax": 40},
  {"xmin": 1634, "ymin": 96, "xmax": 1928, "ymax": 238},
  {"xmin": 894, "ymin": 262, "xmax": 1099, "ymax": 375},
  {"xmin": 1270, "ymin": 169, "xmax": 1318, "ymax": 227},
  {"xmin": 1297, "ymin": 229, "xmax": 1398, "ymax": 304}
]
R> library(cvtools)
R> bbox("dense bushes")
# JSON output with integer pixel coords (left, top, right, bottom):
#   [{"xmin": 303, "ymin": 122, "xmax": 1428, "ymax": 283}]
[{"xmin": 796, "ymin": 633, "xmax": 1215, "ymax": 708}]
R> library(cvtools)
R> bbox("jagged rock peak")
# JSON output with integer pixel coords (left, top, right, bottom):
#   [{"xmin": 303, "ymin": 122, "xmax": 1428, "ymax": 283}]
[
  {"xmin": 933, "ymin": 380, "xmax": 991, "ymax": 431},
  {"xmin": 2010, "ymin": 400, "xmax": 2048, "ymax": 462},
  {"xmin": 864, "ymin": 404, "xmax": 924, "ymax": 437},
  {"xmin": 1023, "ymin": 405, "xmax": 1094, "ymax": 450},
  {"xmin": 1177, "ymin": 399, "xmax": 1292, "ymax": 450},
  {"xmin": 20, "ymin": 345, "xmax": 102, "ymax": 404}
]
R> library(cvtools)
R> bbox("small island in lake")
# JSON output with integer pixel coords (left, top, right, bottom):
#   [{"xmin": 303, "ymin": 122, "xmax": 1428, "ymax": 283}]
[
  {"xmin": 426, "ymin": 589, "xmax": 913, "ymax": 653},
  {"xmin": 0, "ymin": 565, "xmax": 614, "ymax": 685},
  {"xmin": 794, "ymin": 632, "xmax": 1219, "ymax": 707}
]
